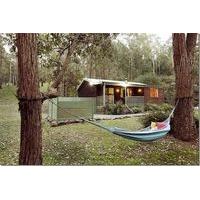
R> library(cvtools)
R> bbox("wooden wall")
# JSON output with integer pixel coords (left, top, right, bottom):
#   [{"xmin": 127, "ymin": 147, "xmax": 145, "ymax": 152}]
[{"xmin": 144, "ymin": 87, "xmax": 164, "ymax": 104}]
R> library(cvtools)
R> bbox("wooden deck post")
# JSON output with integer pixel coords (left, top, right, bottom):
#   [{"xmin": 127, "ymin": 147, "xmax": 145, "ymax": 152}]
[
  {"xmin": 103, "ymin": 82, "xmax": 106, "ymax": 106},
  {"xmin": 124, "ymin": 80, "xmax": 128, "ymax": 105}
]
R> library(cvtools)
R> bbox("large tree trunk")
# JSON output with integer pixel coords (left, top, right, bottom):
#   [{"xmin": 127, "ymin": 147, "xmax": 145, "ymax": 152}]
[
  {"xmin": 171, "ymin": 33, "xmax": 198, "ymax": 141},
  {"xmin": 16, "ymin": 33, "xmax": 42, "ymax": 165}
]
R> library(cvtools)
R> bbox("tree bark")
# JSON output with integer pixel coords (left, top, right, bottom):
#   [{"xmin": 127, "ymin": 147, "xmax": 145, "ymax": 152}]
[
  {"xmin": 171, "ymin": 33, "xmax": 197, "ymax": 141},
  {"xmin": 16, "ymin": 33, "xmax": 42, "ymax": 165},
  {"xmin": 0, "ymin": 46, "xmax": 3, "ymax": 89}
]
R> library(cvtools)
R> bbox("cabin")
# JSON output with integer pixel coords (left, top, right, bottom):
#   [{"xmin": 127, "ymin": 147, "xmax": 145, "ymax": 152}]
[{"xmin": 77, "ymin": 78, "xmax": 164, "ymax": 106}]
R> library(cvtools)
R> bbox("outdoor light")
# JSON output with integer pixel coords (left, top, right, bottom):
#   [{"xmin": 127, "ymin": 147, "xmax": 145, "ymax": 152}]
[
  {"xmin": 89, "ymin": 81, "xmax": 94, "ymax": 86},
  {"xmin": 138, "ymin": 88, "xmax": 142, "ymax": 93},
  {"xmin": 116, "ymin": 88, "xmax": 120, "ymax": 93}
]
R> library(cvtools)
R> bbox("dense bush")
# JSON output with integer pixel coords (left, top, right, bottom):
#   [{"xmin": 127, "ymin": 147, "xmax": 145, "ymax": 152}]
[
  {"xmin": 130, "ymin": 105, "xmax": 144, "ymax": 113},
  {"xmin": 142, "ymin": 103, "xmax": 199, "ymax": 129},
  {"xmin": 144, "ymin": 103, "xmax": 160, "ymax": 112},
  {"xmin": 142, "ymin": 103, "xmax": 173, "ymax": 127},
  {"xmin": 104, "ymin": 103, "xmax": 130, "ymax": 115},
  {"xmin": 98, "ymin": 103, "xmax": 144, "ymax": 115},
  {"xmin": 134, "ymin": 73, "xmax": 162, "ymax": 86},
  {"xmin": 160, "ymin": 75, "xmax": 175, "ymax": 104},
  {"xmin": 144, "ymin": 103, "xmax": 173, "ymax": 112}
]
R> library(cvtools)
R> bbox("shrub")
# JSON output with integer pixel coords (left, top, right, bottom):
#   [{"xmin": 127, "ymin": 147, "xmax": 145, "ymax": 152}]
[
  {"xmin": 144, "ymin": 103, "xmax": 173, "ymax": 112},
  {"xmin": 142, "ymin": 103, "xmax": 199, "ymax": 129},
  {"xmin": 96, "ymin": 106, "xmax": 105, "ymax": 114},
  {"xmin": 141, "ymin": 103, "xmax": 173, "ymax": 127},
  {"xmin": 103, "ymin": 103, "xmax": 144, "ymax": 115},
  {"xmin": 103, "ymin": 102, "xmax": 131, "ymax": 115},
  {"xmin": 144, "ymin": 103, "xmax": 160, "ymax": 112},
  {"xmin": 130, "ymin": 105, "xmax": 144, "ymax": 113}
]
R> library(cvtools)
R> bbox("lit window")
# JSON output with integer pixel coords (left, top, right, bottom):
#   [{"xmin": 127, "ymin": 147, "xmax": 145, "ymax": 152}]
[
  {"xmin": 138, "ymin": 88, "xmax": 142, "ymax": 93},
  {"xmin": 106, "ymin": 88, "xmax": 114, "ymax": 95},
  {"xmin": 120, "ymin": 88, "xmax": 124, "ymax": 98},
  {"xmin": 127, "ymin": 88, "xmax": 132, "ymax": 96},
  {"xmin": 150, "ymin": 88, "xmax": 159, "ymax": 98}
]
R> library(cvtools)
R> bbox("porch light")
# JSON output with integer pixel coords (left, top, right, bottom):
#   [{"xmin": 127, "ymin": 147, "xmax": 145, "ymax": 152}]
[
  {"xmin": 116, "ymin": 88, "xmax": 120, "ymax": 93},
  {"xmin": 138, "ymin": 88, "xmax": 142, "ymax": 93},
  {"xmin": 89, "ymin": 81, "xmax": 94, "ymax": 86}
]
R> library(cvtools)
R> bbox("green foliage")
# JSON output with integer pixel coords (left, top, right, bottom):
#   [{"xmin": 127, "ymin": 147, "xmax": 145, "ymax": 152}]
[
  {"xmin": 2, "ymin": 33, "xmax": 176, "ymax": 94},
  {"xmin": 134, "ymin": 72, "xmax": 162, "ymax": 86},
  {"xmin": 97, "ymin": 104, "xmax": 143, "ymax": 115},
  {"xmin": 104, "ymin": 103, "xmax": 130, "ymax": 115},
  {"xmin": 160, "ymin": 75, "xmax": 175, "ymax": 104},
  {"xmin": 131, "ymin": 105, "xmax": 144, "ymax": 113},
  {"xmin": 130, "ymin": 105, "xmax": 144, "ymax": 113},
  {"xmin": 0, "ymin": 35, "xmax": 16, "ymax": 87},
  {"xmin": 144, "ymin": 103, "xmax": 160, "ymax": 112},
  {"xmin": 142, "ymin": 103, "xmax": 173, "ymax": 127}
]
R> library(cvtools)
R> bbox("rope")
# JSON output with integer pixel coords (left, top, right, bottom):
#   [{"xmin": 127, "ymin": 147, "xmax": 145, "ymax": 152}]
[
  {"xmin": 18, "ymin": 97, "xmax": 43, "ymax": 101},
  {"xmin": 165, "ymin": 99, "xmax": 179, "ymax": 122}
]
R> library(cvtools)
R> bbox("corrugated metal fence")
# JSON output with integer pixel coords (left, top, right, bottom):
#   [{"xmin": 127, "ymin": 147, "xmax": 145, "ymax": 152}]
[{"xmin": 48, "ymin": 97, "xmax": 96, "ymax": 123}]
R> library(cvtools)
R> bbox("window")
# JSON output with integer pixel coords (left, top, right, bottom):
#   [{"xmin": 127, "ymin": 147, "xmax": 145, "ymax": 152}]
[
  {"xmin": 132, "ymin": 87, "xmax": 144, "ymax": 96},
  {"xmin": 120, "ymin": 88, "xmax": 124, "ymax": 98},
  {"xmin": 106, "ymin": 88, "xmax": 114, "ymax": 95},
  {"xmin": 126, "ymin": 88, "xmax": 133, "ymax": 96},
  {"xmin": 150, "ymin": 88, "xmax": 159, "ymax": 98}
]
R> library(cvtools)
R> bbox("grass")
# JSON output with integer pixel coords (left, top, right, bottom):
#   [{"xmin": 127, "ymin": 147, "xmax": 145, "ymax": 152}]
[{"xmin": 0, "ymin": 86, "xmax": 199, "ymax": 165}]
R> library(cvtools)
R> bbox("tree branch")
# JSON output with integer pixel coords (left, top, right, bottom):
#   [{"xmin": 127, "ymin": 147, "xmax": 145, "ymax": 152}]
[{"xmin": 42, "ymin": 34, "xmax": 81, "ymax": 100}]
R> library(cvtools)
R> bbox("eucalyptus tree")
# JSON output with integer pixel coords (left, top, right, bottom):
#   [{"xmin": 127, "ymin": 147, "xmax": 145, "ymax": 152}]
[
  {"xmin": 16, "ymin": 33, "xmax": 42, "ymax": 165},
  {"xmin": 171, "ymin": 33, "xmax": 198, "ymax": 141}
]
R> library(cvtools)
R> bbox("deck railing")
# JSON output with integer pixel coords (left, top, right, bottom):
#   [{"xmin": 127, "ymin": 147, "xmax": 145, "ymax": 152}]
[
  {"xmin": 125, "ymin": 96, "xmax": 144, "ymax": 106},
  {"xmin": 96, "ymin": 95, "xmax": 114, "ymax": 106},
  {"xmin": 96, "ymin": 95, "xmax": 144, "ymax": 106}
]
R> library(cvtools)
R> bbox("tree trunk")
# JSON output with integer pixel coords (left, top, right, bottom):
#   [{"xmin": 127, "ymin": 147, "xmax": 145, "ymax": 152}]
[
  {"xmin": 0, "ymin": 46, "xmax": 2, "ymax": 89},
  {"xmin": 16, "ymin": 33, "xmax": 42, "ymax": 165},
  {"xmin": 171, "ymin": 33, "xmax": 197, "ymax": 141},
  {"xmin": 50, "ymin": 36, "xmax": 79, "ymax": 90}
]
